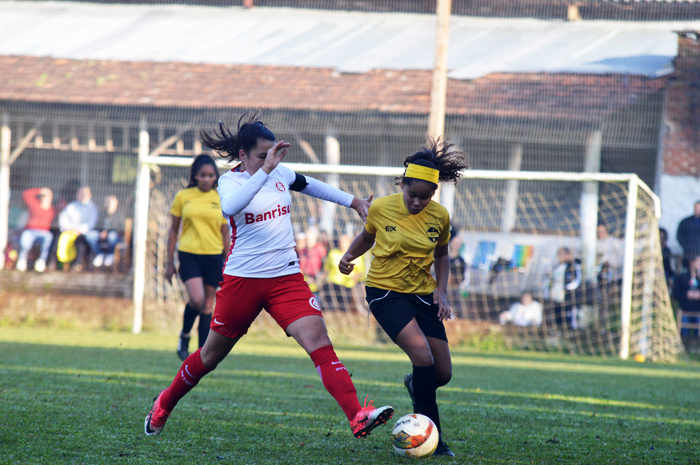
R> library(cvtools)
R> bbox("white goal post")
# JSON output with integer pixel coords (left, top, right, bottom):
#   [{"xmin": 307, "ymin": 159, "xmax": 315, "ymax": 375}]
[{"xmin": 132, "ymin": 155, "xmax": 683, "ymax": 362}]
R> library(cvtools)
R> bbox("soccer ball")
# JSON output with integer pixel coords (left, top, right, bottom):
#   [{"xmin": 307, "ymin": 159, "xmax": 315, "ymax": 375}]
[{"xmin": 390, "ymin": 413, "xmax": 439, "ymax": 458}]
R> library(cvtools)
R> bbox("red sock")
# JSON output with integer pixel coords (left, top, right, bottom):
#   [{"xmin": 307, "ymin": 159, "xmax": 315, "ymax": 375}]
[
  {"xmin": 310, "ymin": 345, "xmax": 361, "ymax": 421},
  {"xmin": 160, "ymin": 348, "xmax": 213, "ymax": 412}
]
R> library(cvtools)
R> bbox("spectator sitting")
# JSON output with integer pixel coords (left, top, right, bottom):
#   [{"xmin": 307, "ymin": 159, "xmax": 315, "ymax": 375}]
[
  {"xmin": 676, "ymin": 201, "xmax": 700, "ymax": 270},
  {"xmin": 87, "ymin": 195, "xmax": 124, "ymax": 268},
  {"xmin": 659, "ymin": 227, "xmax": 675, "ymax": 285},
  {"xmin": 672, "ymin": 254, "xmax": 700, "ymax": 337},
  {"xmin": 298, "ymin": 226, "xmax": 327, "ymax": 294},
  {"xmin": 499, "ymin": 292, "xmax": 543, "ymax": 327},
  {"xmin": 57, "ymin": 186, "xmax": 98, "ymax": 271},
  {"xmin": 16, "ymin": 187, "xmax": 55, "ymax": 273},
  {"xmin": 547, "ymin": 247, "xmax": 582, "ymax": 330}
]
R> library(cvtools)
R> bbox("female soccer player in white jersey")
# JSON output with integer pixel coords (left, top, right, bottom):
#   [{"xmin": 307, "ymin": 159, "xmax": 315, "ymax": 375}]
[
  {"xmin": 145, "ymin": 113, "xmax": 393, "ymax": 439},
  {"xmin": 339, "ymin": 140, "xmax": 468, "ymax": 457}
]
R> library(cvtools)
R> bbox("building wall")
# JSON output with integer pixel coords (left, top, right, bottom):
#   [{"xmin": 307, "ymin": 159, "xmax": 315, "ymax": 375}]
[{"xmin": 660, "ymin": 32, "xmax": 700, "ymax": 253}]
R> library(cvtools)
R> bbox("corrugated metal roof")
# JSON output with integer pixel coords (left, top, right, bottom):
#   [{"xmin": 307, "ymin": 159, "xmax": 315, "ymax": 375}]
[{"xmin": 0, "ymin": 2, "xmax": 698, "ymax": 79}]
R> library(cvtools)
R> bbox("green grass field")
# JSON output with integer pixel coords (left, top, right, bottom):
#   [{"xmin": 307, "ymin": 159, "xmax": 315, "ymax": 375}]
[{"xmin": 1, "ymin": 327, "xmax": 698, "ymax": 464}]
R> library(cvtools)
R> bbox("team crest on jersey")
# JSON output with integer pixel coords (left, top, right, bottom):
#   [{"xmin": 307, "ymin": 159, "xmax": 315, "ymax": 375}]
[
  {"xmin": 275, "ymin": 182, "xmax": 286, "ymax": 192},
  {"xmin": 427, "ymin": 227, "xmax": 439, "ymax": 242},
  {"xmin": 309, "ymin": 296, "xmax": 321, "ymax": 311}
]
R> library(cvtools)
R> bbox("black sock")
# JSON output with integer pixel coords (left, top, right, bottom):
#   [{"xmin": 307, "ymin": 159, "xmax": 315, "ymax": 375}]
[
  {"xmin": 412, "ymin": 364, "xmax": 441, "ymax": 433},
  {"xmin": 198, "ymin": 313, "xmax": 212, "ymax": 348},
  {"xmin": 181, "ymin": 303, "xmax": 200, "ymax": 335}
]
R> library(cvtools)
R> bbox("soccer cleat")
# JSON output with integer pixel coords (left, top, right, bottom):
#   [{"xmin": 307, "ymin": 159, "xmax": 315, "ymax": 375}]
[
  {"xmin": 144, "ymin": 390, "xmax": 171, "ymax": 436},
  {"xmin": 176, "ymin": 335, "xmax": 190, "ymax": 361},
  {"xmin": 403, "ymin": 373, "xmax": 418, "ymax": 412},
  {"xmin": 433, "ymin": 438, "xmax": 455, "ymax": 457},
  {"xmin": 104, "ymin": 253, "xmax": 115, "ymax": 267},
  {"xmin": 16, "ymin": 258, "xmax": 27, "ymax": 272},
  {"xmin": 350, "ymin": 396, "xmax": 393, "ymax": 438}
]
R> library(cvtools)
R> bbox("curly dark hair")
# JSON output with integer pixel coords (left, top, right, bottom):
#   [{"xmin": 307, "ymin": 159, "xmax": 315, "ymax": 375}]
[
  {"xmin": 395, "ymin": 138, "xmax": 469, "ymax": 186},
  {"xmin": 200, "ymin": 109, "xmax": 276, "ymax": 164}
]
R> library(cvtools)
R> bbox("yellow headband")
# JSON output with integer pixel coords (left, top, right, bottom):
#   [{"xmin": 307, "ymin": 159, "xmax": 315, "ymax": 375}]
[{"xmin": 405, "ymin": 164, "xmax": 439, "ymax": 184}]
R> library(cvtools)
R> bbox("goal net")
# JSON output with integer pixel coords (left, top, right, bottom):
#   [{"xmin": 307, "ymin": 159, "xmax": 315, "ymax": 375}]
[{"xmin": 142, "ymin": 160, "xmax": 684, "ymax": 362}]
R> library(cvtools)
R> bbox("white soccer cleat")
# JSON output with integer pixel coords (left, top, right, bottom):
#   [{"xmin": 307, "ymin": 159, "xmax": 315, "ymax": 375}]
[{"xmin": 16, "ymin": 258, "xmax": 27, "ymax": 272}]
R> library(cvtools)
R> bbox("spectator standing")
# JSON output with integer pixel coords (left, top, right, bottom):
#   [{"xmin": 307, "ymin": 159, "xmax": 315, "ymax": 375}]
[
  {"xmin": 499, "ymin": 292, "xmax": 543, "ymax": 327},
  {"xmin": 299, "ymin": 226, "xmax": 327, "ymax": 294},
  {"xmin": 322, "ymin": 234, "xmax": 366, "ymax": 310},
  {"xmin": 87, "ymin": 195, "xmax": 123, "ymax": 268},
  {"xmin": 676, "ymin": 201, "xmax": 700, "ymax": 269},
  {"xmin": 57, "ymin": 186, "xmax": 99, "ymax": 271},
  {"xmin": 548, "ymin": 247, "xmax": 582, "ymax": 330},
  {"xmin": 16, "ymin": 187, "xmax": 55, "ymax": 273},
  {"xmin": 672, "ymin": 254, "xmax": 700, "ymax": 337},
  {"xmin": 447, "ymin": 231, "xmax": 466, "ymax": 286},
  {"xmin": 596, "ymin": 223, "xmax": 624, "ymax": 287},
  {"xmin": 659, "ymin": 228, "xmax": 675, "ymax": 286}
]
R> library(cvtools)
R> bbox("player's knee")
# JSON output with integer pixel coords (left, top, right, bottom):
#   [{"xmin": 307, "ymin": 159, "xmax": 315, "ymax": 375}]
[
  {"xmin": 188, "ymin": 299, "xmax": 205, "ymax": 311},
  {"xmin": 408, "ymin": 346, "xmax": 434, "ymax": 367},
  {"xmin": 301, "ymin": 332, "xmax": 332, "ymax": 353},
  {"xmin": 435, "ymin": 370, "xmax": 452, "ymax": 388},
  {"xmin": 200, "ymin": 347, "xmax": 225, "ymax": 370}
]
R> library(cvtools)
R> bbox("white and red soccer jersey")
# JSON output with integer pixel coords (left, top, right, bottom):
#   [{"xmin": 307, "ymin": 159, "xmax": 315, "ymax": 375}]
[
  {"xmin": 218, "ymin": 164, "xmax": 297, "ymax": 278},
  {"xmin": 218, "ymin": 164, "xmax": 353, "ymax": 278}
]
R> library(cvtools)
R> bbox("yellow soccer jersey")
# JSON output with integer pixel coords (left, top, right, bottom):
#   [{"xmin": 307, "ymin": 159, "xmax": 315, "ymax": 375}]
[
  {"xmin": 170, "ymin": 187, "xmax": 227, "ymax": 255},
  {"xmin": 365, "ymin": 193, "xmax": 450, "ymax": 294}
]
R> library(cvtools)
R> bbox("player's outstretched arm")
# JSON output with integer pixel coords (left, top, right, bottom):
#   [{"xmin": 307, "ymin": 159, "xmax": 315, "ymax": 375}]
[{"xmin": 292, "ymin": 172, "xmax": 373, "ymax": 222}]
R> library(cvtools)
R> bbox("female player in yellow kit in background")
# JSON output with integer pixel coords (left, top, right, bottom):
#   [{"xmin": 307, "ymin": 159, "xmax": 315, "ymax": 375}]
[
  {"xmin": 339, "ymin": 139, "xmax": 468, "ymax": 457},
  {"xmin": 165, "ymin": 154, "xmax": 229, "ymax": 360}
]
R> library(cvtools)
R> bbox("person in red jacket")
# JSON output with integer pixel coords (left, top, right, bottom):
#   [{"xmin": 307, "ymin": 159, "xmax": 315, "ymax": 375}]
[{"xmin": 17, "ymin": 188, "xmax": 55, "ymax": 273}]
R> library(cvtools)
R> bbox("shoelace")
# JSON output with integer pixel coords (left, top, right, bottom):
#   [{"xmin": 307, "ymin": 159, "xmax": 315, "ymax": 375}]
[{"xmin": 362, "ymin": 395, "xmax": 375, "ymax": 411}]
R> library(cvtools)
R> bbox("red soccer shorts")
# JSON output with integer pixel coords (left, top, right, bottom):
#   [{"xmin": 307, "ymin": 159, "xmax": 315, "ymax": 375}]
[{"xmin": 211, "ymin": 272, "xmax": 323, "ymax": 339}]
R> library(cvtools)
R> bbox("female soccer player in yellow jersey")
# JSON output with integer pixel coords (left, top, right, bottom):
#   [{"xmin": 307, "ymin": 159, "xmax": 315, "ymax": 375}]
[
  {"xmin": 339, "ymin": 139, "xmax": 468, "ymax": 457},
  {"xmin": 166, "ymin": 154, "xmax": 230, "ymax": 360}
]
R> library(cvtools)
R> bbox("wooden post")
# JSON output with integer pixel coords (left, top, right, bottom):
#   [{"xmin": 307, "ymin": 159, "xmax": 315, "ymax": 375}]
[
  {"xmin": 581, "ymin": 129, "xmax": 602, "ymax": 281},
  {"xmin": 0, "ymin": 114, "xmax": 10, "ymax": 270},
  {"xmin": 132, "ymin": 116, "xmax": 150, "ymax": 334},
  {"xmin": 429, "ymin": 0, "xmax": 452, "ymax": 203},
  {"xmin": 320, "ymin": 134, "xmax": 340, "ymax": 235}
]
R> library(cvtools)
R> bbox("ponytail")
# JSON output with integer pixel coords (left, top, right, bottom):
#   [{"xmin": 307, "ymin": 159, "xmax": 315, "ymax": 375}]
[
  {"xmin": 396, "ymin": 138, "xmax": 469, "ymax": 186},
  {"xmin": 200, "ymin": 110, "xmax": 276, "ymax": 164}
]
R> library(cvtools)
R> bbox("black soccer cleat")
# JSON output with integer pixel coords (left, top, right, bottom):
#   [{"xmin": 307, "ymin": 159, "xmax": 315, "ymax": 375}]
[
  {"xmin": 433, "ymin": 438, "xmax": 455, "ymax": 457},
  {"xmin": 176, "ymin": 335, "xmax": 190, "ymax": 361},
  {"xmin": 403, "ymin": 373, "xmax": 418, "ymax": 412}
]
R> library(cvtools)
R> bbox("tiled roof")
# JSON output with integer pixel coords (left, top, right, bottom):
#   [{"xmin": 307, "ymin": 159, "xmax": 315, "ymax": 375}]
[
  {"xmin": 0, "ymin": 4, "xmax": 689, "ymax": 79},
  {"xmin": 0, "ymin": 56, "xmax": 665, "ymax": 123}
]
